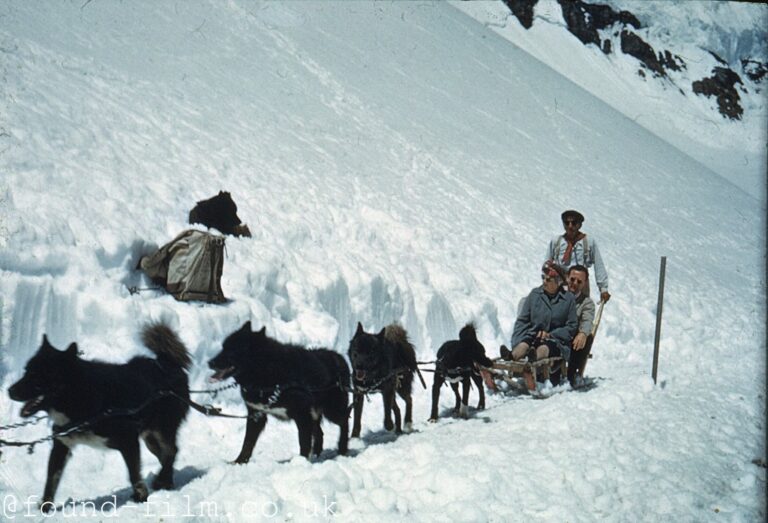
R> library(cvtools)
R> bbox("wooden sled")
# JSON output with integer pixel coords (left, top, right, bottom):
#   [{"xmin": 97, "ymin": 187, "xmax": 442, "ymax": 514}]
[
  {"xmin": 484, "ymin": 356, "xmax": 565, "ymax": 394},
  {"xmin": 483, "ymin": 300, "xmax": 608, "ymax": 394}
]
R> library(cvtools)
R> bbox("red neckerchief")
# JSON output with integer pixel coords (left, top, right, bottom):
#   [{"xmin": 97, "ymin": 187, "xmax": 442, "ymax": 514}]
[{"xmin": 562, "ymin": 232, "xmax": 585, "ymax": 264}]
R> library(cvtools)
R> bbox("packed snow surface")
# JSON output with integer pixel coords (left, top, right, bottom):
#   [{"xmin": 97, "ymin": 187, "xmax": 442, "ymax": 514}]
[{"xmin": 0, "ymin": 1, "xmax": 764, "ymax": 521}]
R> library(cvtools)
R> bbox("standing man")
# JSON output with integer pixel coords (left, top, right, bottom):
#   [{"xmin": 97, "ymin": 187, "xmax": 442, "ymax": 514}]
[
  {"xmin": 546, "ymin": 210, "xmax": 611, "ymax": 303},
  {"xmin": 566, "ymin": 265, "xmax": 595, "ymax": 386}
]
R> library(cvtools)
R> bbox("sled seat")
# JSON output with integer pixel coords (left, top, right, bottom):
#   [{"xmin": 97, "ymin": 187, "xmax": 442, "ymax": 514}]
[{"xmin": 486, "ymin": 357, "xmax": 565, "ymax": 393}]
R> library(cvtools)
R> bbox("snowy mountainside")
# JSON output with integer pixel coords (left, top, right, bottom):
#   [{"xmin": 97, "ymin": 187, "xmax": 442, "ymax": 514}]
[
  {"xmin": 0, "ymin": 1, "xmax": 765, "ymax": 521},
  {"xmin": 454, "ymin": 0, "xmax": 768, "ymax": 196}
]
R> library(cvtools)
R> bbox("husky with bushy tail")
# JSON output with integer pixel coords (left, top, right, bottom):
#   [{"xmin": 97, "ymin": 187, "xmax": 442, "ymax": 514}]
[
  {"xmin": 348, "ymin": 322, "xmax": 420, "ymax": 437},
  {"xmin": 8, "ymin": 323, "xmax": 191, "ymax": 511}
]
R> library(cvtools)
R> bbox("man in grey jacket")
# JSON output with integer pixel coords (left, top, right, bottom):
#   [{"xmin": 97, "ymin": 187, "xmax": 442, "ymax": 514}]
[
  {"xmin": 566, "ymin": 265, "xmax": 596, "ymax": 386},
  {"xmin": 507, "ymin": 262, "xmax": 577, "ymax": 385},
  {"xmin": 546, "ymin": 210, "xmax": 611, "ymax": 304}
]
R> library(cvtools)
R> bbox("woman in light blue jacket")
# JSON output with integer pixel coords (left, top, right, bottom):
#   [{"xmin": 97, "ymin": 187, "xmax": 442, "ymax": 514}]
[{"xmin": 509, "ymin": 262, "xmax": 577, "ymax": 380}]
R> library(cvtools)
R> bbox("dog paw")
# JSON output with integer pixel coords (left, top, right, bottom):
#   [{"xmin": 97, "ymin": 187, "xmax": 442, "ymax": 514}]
[
  {"xmin": 132, "ymin": 482, "xmax": 149, "ymax": 503},
  {"xmin": 40, "ymin": 500, "xmax": 56, "ymax": 514},
  {"xmin": 427, "ymin": 417, "xmax": 437, "ymax": 423},
  {"xmin": 459, "ymin": 404, "xmax": 469, "ymax": 419},
  {"xmin": 403, "ymin": 422, "xmax": 413, "ymax": 433},
  {"xmin": 384, "ymin": 420, "xmax": 394, "ymax": 431}
]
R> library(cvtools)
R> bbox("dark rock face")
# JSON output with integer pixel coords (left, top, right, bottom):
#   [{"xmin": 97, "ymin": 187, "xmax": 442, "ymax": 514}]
[
  {"xmin": 502, "ymin": 0, "xmax": 538, "ymax": 30},
  {"xmin": 499, "ymin": 0, "xmax": 759, "ymax": 120},
  {"xmin": 692, "ymin": 67, "xmax": 745, "ymax": 120},
  {"xmin": 619, "ymin": 31, "xmax": 686, "ymax": 78},
  {"xmin": 557, "ymin": 0, "xmax": 639, "ymax": 51},
  {"xmin": 661, "ymin": 50, "xmax": 685, "ymax": 72},
  {"xmin": 620, "ymin": 30, "xmax": 666, "ymax": 77}
]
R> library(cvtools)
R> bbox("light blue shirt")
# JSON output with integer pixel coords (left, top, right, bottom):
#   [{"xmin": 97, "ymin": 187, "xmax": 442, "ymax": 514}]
[{"xmin": 546, "ymin": 235, "xmax": 609, "ymax": 293}]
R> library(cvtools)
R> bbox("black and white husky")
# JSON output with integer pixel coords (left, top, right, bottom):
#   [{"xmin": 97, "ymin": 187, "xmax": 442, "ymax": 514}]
[
  {"xmin": 8, "ymin": 323, "xmax": 191, "ymax": 510},
  {"xmin": 208, "ymin": 322, "xmax": 350, "ymax": 462}
]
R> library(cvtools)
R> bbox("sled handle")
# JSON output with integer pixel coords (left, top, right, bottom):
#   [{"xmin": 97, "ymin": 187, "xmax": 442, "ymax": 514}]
[{"xmin": 590, "ymin": 300, "xmax": 605, "ymax": 338}]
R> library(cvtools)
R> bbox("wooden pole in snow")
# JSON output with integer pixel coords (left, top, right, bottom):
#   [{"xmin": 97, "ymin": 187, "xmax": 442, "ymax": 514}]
[{"xmin": 652, "ymin": 256, "xmax": 667, "ymax": 384}]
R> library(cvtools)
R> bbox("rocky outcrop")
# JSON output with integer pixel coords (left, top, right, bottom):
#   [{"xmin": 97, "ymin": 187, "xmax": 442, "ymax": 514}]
[
  {"xmin": 554, "ymin": 0, "xmax": 684, "ymax": 77},
  {"xmin": 620, "ymin": 30, "xmax": 665, "ymax": 77},
  {"xmin": 557, "ymin": 0, "xmax": 639, "ymax": 51},
  {"xmin": 502, "ymin": 0, "xmax": 537, "ymax": 30},
  {"xmin": 499, "ymin": 0, "xmax": 762, "ymax": 120},
  {"xmin": 619, "ymin": 31, "xmax": 685, "ymax": 78},
  {"xmin": 692, "ymin": 68, "xmax": 745, "ymax": 120}
]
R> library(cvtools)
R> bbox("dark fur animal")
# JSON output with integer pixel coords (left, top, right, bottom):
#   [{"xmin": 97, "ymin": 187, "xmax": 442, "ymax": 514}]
[
  {"xmin": 429, "ymin": 324, "xmax": 493, "ymax": 421},
  {"xmin": 208, "ymin": 322, "xmax": 349, "ymax": 462},
  {"xmin": 347, "ymin": 322, "xmax": 420, "ymax": 437},
  {"xmin": 8, "ymin": 324, "xmax": 190, "ymax": 510},
  {"xmin": 188, "ymin": 191, "xmax": 251, "ymax": 237}
]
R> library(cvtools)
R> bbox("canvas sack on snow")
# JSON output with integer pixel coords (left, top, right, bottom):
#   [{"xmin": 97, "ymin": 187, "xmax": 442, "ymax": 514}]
[{"xmin": 140, "ymin": 229, "xmax": 226, "ymax": 303}]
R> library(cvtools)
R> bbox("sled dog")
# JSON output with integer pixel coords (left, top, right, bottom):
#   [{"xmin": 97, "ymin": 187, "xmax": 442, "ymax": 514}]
[
  {"xmin": 348, "ymin": 322, "xmax": 419, "ymax": 437},
  {"xmin": 208, "ymin": 322, "xmax": 349, "ymax": 462},
  {"xmin": 429, "ymin": 324, "xmax": 493, "ymax": 421},
  {"xmin": 8, "ymin": 324, "xmax": 191, "ymax": 509}
]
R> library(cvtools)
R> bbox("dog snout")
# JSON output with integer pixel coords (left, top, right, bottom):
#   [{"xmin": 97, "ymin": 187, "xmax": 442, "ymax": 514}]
[
  {"xmin": 8, "ymin": 382, "xmax": 20, "ymax": 400},
  {"xmin": 8, "ymin": 379, "xmax": 31, "ymax": 401}
]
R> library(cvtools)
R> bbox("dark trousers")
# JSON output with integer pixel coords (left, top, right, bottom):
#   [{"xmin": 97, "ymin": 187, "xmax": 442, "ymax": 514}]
[{"xmin": 567, "ymin": 335, "xmax": 594, "ymax": 385}]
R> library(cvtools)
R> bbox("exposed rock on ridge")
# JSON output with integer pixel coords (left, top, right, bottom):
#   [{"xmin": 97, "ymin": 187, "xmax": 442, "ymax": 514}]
[{"xmin": 502, "ymin": 0, "xmax": 766, "ymax": 121}]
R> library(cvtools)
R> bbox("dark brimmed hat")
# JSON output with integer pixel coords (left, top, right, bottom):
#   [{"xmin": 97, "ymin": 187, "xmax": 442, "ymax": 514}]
[{"xmin": 561, "ymin": 209, "xmax": 584, "ymax": 223}]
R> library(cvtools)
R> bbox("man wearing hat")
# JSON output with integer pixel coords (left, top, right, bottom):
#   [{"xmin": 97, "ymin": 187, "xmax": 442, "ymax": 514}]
[{"xmin": 546, "ymin": 210, "xmax": 611, "ymax": 303}]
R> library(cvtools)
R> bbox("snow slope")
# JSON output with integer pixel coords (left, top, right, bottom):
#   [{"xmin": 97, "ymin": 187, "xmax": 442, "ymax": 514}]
[
  {"xmin": 0, "ymin": 1, "xmax": 764, "ymax": 521},
  {"xmin": 453, "ymin": 0, "xmax": 768, "ymax": 196}
]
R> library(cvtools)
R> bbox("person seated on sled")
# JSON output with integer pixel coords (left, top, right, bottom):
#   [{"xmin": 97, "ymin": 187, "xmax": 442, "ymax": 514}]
[
  {"xmin": 566, "ymin": 265, "xmax": 595, "ymax": 386},
  {"xmin": 503, "ymin": 261, "xmax": 577, "ymax": 385},
  {"xmin": 546, "ymin": 209, "xmax": 611, "ymax": 304}
]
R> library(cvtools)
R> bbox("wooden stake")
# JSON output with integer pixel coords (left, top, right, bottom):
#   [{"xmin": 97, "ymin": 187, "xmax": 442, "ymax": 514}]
[{"xmin": 652, "ymin": 256, "xmax": 667, "ymax": 384}]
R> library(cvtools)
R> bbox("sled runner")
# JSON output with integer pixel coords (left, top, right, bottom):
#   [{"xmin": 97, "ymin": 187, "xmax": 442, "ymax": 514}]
[{"xmin": 484, "ymin": 356, "xmax": 565, "ymax": 394}]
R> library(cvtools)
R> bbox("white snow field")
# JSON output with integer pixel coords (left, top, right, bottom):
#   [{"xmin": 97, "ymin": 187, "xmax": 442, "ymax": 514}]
[{"xmin": 0, "ymin": 1, "xmax": 764, "ymax": 522}]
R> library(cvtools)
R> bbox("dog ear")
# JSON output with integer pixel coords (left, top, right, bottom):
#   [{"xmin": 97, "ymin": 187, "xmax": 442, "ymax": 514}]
[
  {"xmin": 65, "ymin": 342, "xmax": 79, "ymax": 357},
  {"xmin": 257, "ymin": 326, "xmax": 266, "ymax": 336},
  {"xmin": 459, "ymin": 324, "xmax": 477, "ymax": 343},
  {"xmin": 355, "ymin": 322, "xmax": 364, "ymax": 336},
  {"xmin": 41, "ymin": 335, "xmax": 55, "ymax": 351},
  {"xmin": 241, "ymin": 321, "xmax": 252, "ymax": 332},
  {"xmin": 377, "ymin": 328, "xmax": 386, "ymax": 339}
]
